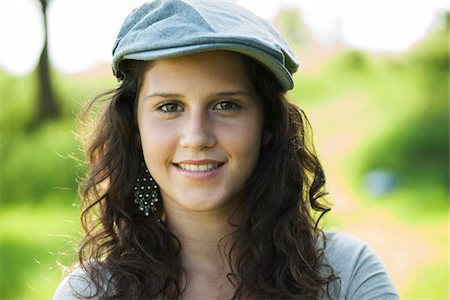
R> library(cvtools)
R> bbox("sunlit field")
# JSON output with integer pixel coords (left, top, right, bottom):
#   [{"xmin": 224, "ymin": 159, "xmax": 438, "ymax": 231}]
[{"xmin": 1, "ymin": 18, "xmax": 448, "ymax": 300}]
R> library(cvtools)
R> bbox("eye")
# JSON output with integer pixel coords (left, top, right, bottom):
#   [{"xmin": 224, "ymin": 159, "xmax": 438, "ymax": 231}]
[
  {"xmin": 213, "ymin": 101, "xmax": 239, "ymax": 111},
  {"xmin": 157, "ymin": 102, "xmax": 183, "ymax": 113}
]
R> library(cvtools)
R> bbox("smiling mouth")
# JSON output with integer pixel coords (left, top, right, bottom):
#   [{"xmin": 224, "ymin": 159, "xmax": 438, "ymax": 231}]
[{"xmin": 175, "ymin": 162, "xmax": 224, "ymax": 172}]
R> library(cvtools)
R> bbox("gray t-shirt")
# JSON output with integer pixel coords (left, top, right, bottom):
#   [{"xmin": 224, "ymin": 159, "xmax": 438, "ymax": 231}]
[
  {"xmin": 53, "ymin": 231, "xmax": 399, "ymax": 299},
  {"xmin": 319, "ymin": 231, "xmax": 398, "ymax": 299}
]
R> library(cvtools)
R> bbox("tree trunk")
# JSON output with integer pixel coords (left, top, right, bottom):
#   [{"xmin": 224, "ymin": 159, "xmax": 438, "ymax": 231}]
[{"xmin": 36, "ymin": 0, "xmax": 59, "ymax": 123}]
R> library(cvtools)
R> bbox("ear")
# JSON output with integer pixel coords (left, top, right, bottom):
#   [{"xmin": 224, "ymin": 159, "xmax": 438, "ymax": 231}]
[{"xmin": 263, "ymin": 130, "xmax": 273, "ymax": 146}]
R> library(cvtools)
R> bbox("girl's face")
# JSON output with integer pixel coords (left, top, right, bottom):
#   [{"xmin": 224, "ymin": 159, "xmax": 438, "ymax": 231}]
[{"xmin": 137, "ymin": 51, "xmax": 266, "ymax": 215}]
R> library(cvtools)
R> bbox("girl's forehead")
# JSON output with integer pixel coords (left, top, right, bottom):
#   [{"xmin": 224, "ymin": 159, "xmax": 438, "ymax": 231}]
[
  {"xmin": 146, "ymin": 51, "xmax": 244, "ymax": 71},
  {"xmin": 141, "ymin": 51, "xmax": 254, "ymax": 90}
]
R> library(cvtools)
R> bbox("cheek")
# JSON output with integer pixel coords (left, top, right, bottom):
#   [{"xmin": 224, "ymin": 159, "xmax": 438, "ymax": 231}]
[
  {"xmin": 138, "ymin": 119, "xmax": 177, "ymax": 165},
  {"xmin": 223, "ymin": 117, "xmax": 264, "ymax": 160}
]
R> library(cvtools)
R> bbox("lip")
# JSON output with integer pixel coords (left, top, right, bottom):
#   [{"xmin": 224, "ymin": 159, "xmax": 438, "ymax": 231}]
[{"xmin": 172, "ymin": 159, "xmax": 225, "ymax": 180}]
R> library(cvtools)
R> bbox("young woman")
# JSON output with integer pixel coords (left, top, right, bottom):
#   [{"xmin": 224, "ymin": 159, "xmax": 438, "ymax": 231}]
[{"xmin": 54, "ymin": 0, "xmax": 398, "ymax": 299}]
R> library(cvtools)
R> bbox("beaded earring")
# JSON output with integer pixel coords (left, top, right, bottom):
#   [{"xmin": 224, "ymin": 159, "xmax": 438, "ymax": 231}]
[{"xmin": 133, "ymin": 163, "xmax": 160, "ymax": 217}]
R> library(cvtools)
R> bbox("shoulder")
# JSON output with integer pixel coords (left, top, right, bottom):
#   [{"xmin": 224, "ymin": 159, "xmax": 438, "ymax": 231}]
[
  {"xmin": 53, "ymin": 266, "xmax": 112, "ymax": 300},
  {"xmin": 320, "ymin": 231, "xmax": 399, "ymax": 300}
]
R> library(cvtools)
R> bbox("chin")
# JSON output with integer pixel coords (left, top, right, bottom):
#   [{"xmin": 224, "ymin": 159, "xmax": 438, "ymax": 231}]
[{"xmin": 180, "ymin": 198, "xmax": 228, "ymax": 212}]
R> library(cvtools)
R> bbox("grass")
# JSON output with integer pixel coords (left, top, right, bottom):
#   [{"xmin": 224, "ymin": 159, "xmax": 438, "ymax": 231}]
[{"xmin": 0, "ymin": 202, "xmax": 80, "ymax": 299}]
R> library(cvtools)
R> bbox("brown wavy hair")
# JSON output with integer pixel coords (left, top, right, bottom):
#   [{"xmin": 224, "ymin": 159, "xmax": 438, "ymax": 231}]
[{"xmin": 76, "ymin": 55, "xmax": 339, "ymax": 299}]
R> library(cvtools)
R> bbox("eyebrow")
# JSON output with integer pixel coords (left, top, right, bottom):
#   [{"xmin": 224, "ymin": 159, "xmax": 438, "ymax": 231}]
[
  {"xmin": 145, "ymin": 91, "xmax": 254, "ymax": 100},
  {"xmin": 145, "ymin": 93, "xmax": 183, "ymax": 100}
]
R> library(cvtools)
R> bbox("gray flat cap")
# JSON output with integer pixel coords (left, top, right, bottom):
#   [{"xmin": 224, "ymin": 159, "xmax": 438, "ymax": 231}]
[{"xmin": 112, "ymin": 0, "xmax": 299, "ymax": 91}]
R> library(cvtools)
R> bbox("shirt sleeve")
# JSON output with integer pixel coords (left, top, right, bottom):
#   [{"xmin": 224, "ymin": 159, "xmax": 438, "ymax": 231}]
[
  {"xmin": 53, "ymin": 268, "xmax": 103, "ymax": 300},
  {"xmin": 323, "ymin": 231, "xmax": 399, "ymax": 300}
]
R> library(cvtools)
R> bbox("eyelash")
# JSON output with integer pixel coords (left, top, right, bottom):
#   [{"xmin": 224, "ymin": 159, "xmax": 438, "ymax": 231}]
[{"xmin": 156, "ymin": 100, "xmax": 240, "ymax": 113}]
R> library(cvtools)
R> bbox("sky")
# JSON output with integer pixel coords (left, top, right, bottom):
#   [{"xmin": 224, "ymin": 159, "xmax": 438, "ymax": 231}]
[{"xmin": 0, "ymin": 0, "xmax": 447, "ymax": 76}]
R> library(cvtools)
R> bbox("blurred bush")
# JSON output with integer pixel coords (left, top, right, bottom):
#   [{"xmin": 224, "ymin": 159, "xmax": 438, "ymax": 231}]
[
  {"xmin": 0, "ymin": 69, "xmax": 115, "ymax": 207},
  {"xmin": 290, "ymin": 15, "xmax": 448, "ymax": 220},
  {"xmin": 355, "ymin": 18, "xmax": 449, "ymax": 217}
]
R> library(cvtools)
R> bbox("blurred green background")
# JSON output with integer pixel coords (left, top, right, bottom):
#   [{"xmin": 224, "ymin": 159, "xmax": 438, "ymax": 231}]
[{"xmin": 0, "ymin": 2, "xmax": 448, "ymax": 300}]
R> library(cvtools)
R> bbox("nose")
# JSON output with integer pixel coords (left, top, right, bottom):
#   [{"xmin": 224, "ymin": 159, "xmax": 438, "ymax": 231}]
[{"xmin": 179, "ymin": 110, "xmax": 217, "ymax": 150}]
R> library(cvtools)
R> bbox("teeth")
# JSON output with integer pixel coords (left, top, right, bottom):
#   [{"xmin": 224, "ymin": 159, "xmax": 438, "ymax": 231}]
[{"xmin": 178, "ymin": 163, "xmax": 220, "ymax": 172}]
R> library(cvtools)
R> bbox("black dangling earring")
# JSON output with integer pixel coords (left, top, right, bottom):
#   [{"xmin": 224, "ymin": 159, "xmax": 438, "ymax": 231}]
[{"xmin": 133, "ymin": 162, "xmax": 160, "ymax": 217}]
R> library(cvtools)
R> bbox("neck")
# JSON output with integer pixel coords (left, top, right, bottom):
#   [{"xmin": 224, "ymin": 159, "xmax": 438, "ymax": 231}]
[
  {"xmin": 164, "ymin": 206, "xmax": 240, "ymax": 272},
  {"xmin": 163, "ymin": 203, "xmax": 241, "ymax": 299}
]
